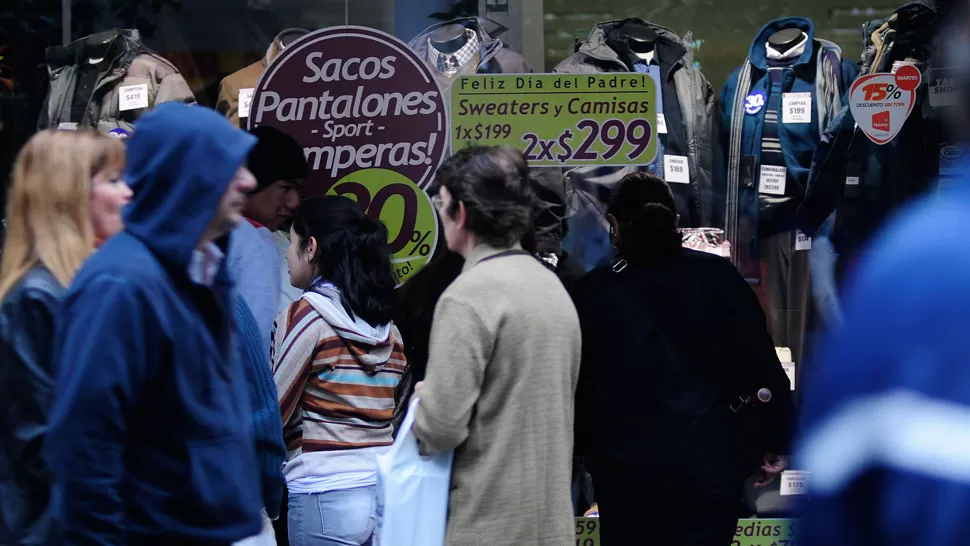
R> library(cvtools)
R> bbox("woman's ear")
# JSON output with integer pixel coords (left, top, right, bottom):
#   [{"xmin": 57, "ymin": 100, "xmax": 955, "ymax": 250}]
[{"xmin": 306, "ymin": 235, "xmax": 318, "ymax": 262}]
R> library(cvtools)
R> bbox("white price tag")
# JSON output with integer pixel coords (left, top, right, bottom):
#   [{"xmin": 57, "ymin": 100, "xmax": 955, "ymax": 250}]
[
  {"xmin": 782, "ymin": 362, "xmax": 796, "ymax": 390},
  {"xmin": 780, "ymin": 471, "xmax": 810, "ymax": 496},
  {"xmin": 657, "ymin": 113, "xmax": 668, "ymax": 134},
  {"xmin": 759, "ymin": 165, "xmax": 787, "ymax": 195},
  {"xmin": 845, "ymin": 176, "xmax": 860, "ymax": 186},
  {"xmin": 238, "ymin": 88, "xmax": 255, "ymax": 118},
  {"xmin": 795, "ymin": 230, "xmax": 812, "ymax": 251},
  {"xmin": 118, "ymin": 83, "xmax": 149, "ymax": 111},
  {"xmin": 664, "ymin": 155, "xmax": 690, "ymax": 184},
  {"xmin": 782, "ymin": 92, "xmax": 812, "ymax": 124},
  {"xmin": 57, "ymin": 122, "xmax": 78, "ymax": 131}
]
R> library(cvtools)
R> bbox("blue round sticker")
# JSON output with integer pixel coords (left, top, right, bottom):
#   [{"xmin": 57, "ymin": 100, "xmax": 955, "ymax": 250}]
[
  {"xmin": 744, "ymin": 90, "xmax": 767, "ymax": 115},
  {"xmin": 108, "ymin": 128, "xmax": 131, "ymax": 139}
]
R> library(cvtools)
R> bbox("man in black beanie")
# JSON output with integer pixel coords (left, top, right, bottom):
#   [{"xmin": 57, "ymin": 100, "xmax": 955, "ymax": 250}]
[
  {"xmin": 228, "ymin": 125, "xmax": 308, "ymax": 353},
  {"xmin": 243, "ymin": 126, "xmax": 308, "ymax": 232}
]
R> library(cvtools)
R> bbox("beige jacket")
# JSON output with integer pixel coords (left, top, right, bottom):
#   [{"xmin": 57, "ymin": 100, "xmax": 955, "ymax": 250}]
[
  {"xmin": 42, "ymin": 29, "xmax": 195, "ymax": 135},
  {"xmin": 414, "ymin": 244, "xmax": 582, "ymax": 546},
  {"xmin": 217, "ymin": 30, "xmax": 298, "ymax": 128}
]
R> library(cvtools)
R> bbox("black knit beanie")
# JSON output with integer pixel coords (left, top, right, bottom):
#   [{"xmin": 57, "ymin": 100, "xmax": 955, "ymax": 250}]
[{"xmin": 246, "ymin": 126, "xmax": 309, "ymax": 193}]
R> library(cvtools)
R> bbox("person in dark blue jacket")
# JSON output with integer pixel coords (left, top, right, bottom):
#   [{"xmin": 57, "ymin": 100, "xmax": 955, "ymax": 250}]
[
  {"xmin": 44, "ymin": 102, "xmax": 265, "ymax": 545},
  {"xmin": 796, "ymin": 183, "xmax": 970, "ymax": 546}
]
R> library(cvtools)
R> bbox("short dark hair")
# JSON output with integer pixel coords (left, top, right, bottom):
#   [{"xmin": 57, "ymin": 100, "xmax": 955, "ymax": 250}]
[
  {"xmin": 607, "ymin": 171, "xmax": 681, "ymax": 261},
  {"xmin": 433, "ymin": 146, "xmax": 533, "ymax": 248},
  {"xmin": 290, "ymin": 196, "xmax": 396, "ymax": 326}
]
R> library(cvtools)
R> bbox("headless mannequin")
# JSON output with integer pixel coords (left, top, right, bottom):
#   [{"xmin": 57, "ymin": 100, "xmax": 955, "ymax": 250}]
[
  {"xmin": 767, "ymin": 28, "xmax": 804, "ymax": 55},
  {"xmin": 430, "ymin": 24, "xmax": 469, "ymax": 55},
  {"xmin": 622, "ymin": 22, "xmax": 656, "ymax": 63},
  {"xmin": 85, "ymin": 29, "xmax": 120, "ymax": 65},
  {"xmin": 277, "ymin": 29, "xmax": 307, "ymax": 51}
]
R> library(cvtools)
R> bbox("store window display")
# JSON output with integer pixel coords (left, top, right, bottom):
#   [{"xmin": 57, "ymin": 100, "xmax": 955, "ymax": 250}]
[
  {"xmin": 553, "ymin": 17, "xmax": 719, "ymax": 270},
  {"xmin": 216, "ymin": 28, "xmax": 309, "ymax": 128},
  {"xmin": 720, "ymin": 17, "xmax": 859, "ymax": 372},
  {"xmin": 408, "ymin": 17, "xmax": 533, "ymax": 94},
  {"xmin": 38, "ymin": 29, "xmax": 195, "ymax": 137},
  {"xmin": 798, "ymin": 1, "xmax": 948, "ymax": 298}
]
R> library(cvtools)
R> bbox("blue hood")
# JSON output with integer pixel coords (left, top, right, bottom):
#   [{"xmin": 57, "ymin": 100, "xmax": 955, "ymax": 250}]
[
  {"xmin": 123, "ymin": 102, "xmax": 257, "ymax": 268},
  {"xmin": 748, "ymin": 17, "xmax": 816, "ymax": 71}
]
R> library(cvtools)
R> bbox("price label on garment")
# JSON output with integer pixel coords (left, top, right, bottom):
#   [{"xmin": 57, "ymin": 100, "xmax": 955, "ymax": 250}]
[
  {"xmin": 238, "ymin": 88, "xmax": 255, "ymax": 118},
  {"xmin": 118, "ymin": 83, "xmax": 149, "ymax": 111},
  {"xmin": 782, "ymin": 361, "xmax": 796, "ymax": 390},
  {"xmin": 849, "ymin": 65, "xmax": 922, "ymax": 145},
  {"xmin": 759, "ymin": 165, "xmax": 787, "ymax": 195},
  {"xmin": 795, "ymin": 230, "xmax": 812, "ymax": 251},
  {"xmin": 928, "ymin": 68, "xmax": 961, "ymax": 108},
  {"xmin": 657, "ymin": 113, "xmax": 668, "ymax": 134},
  {"xmin": 664, "ymin": 154, "xmax": 690, "ymax": 184},
  {"xmin": 575, "ymin": 518, "xmax": 600, "ymax": 546},
  {"xmin": 451, "ymin": 74, "xmax": 658, "ymax": 167},
  {"xmin": 780, "ymin": 471, "xmax": 810, "ymax": 496},
  {"xmin": 782, "ymin": 92, "xmax": 812, "ymax": 124}
]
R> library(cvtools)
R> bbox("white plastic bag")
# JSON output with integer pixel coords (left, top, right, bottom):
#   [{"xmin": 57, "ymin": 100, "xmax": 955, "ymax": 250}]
[{"xmin": 373, "ymin": 398, "xmax": 453, "ymax": 546}]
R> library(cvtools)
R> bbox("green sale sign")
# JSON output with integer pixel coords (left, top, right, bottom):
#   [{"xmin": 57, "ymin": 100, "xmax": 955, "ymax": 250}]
[
  {"xmin": 451, "ymin": 74, "xmax": 658, "ymax": 167},
  {"xmin": 572, "ymin": 517, "xmax": 798, "ymax": 545}
]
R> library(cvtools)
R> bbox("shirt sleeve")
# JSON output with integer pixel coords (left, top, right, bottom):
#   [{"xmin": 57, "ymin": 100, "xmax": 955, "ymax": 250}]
[
  {"xmin": 272, "ymin": 304, "xmax": 316, "ymax": 426},
  {"xmin": 412, "ymin": 294, "xmax": 494, "ymax": 454},
  {"xmin": 45, "ymin": 276, "xmax": 156, "ymax": 545}
]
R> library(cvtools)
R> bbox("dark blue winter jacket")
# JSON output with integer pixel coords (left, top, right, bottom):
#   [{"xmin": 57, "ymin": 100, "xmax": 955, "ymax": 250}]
[
  {"xmin": 45, "ymin": 103, "xmax": 263, "ymax": 545},
  {"xmin": 720, "ymin": 17, "xmax": 858, "ymax": 268},
  {"xmin": 796, "ymin": 184, "xmax": 970, "ymax": 546}
]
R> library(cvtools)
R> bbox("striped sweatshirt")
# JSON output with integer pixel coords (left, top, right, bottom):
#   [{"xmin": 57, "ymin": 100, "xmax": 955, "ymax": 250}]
[{"xmin": 272, "ymin": 284, "xmax": 408, "ymax": 493}]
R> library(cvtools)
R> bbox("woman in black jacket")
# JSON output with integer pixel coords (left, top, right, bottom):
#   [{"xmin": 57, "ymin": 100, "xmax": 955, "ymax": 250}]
[
  {"xmin": 571, "ymin": 172, "xmax": 793, "ymax": 546},
  {"xmin": 0, "ymin": 129, "xmax": 129, "ymax": 544}
]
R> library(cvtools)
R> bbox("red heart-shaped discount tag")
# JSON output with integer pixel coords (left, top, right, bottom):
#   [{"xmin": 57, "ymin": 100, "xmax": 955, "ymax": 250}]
[{"xmin": 849, "ymin": 65, "xmax": 922, "ymax": 145}]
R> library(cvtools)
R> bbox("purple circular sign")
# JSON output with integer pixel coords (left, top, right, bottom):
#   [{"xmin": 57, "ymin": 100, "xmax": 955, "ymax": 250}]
[{"xmin": 249, "ymin": 26, "xmax": 448, "ymax": 196}]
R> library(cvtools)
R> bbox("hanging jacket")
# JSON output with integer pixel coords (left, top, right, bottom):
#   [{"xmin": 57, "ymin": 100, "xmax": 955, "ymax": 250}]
[
  {"xmin": 409, "ymin": 18, "xmax": 569, "ymax": 255},
  {"xmin": 39, "ymin": 29, "xmax": 195, "ymax": 136},
  {"xmin": 217, "ymin": 29, "xmax": 304, "ymax": 128},
  {"xmin": 797, "ymin": 3, "xmax": 942, "ymax": 282},
  {"xmin": 0, "ymin": 266, "xmax": 63, "ymax": 545},
  {"xmin": 408, "ymin": 17, "xmax": 534, "ymax": 92},
  {"xmin": 553, "ymin": 18, "xmax": 718, "ymax": 229},
  {"xmin": 721, "ymin": 17, "xmax": 858, "ymax": 274},
  {"xmin": 45, "ymin": 103, "xmax": 263, "ymax": 545}
]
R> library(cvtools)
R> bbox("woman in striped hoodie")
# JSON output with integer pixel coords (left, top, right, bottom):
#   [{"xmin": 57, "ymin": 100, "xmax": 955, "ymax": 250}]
[{"xmin": 272, "ymin": 196, "xmax": 408, "ymax": 546}]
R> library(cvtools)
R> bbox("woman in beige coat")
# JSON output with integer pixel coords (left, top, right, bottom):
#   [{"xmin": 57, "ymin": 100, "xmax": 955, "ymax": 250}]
[{"xmin": 413, "ymin": 146, "xmax": 582, "ymax": 546}]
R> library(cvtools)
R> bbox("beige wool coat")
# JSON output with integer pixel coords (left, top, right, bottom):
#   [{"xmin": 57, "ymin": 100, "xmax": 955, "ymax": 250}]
[{"xmin": 413, "ymin": 244, "xmax": 582, "ymax": 546}]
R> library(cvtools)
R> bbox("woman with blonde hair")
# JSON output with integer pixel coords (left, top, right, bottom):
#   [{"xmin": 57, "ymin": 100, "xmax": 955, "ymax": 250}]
[{"xmin": 0, "ymin": 129, "xmax": 130, "ymax": 545}]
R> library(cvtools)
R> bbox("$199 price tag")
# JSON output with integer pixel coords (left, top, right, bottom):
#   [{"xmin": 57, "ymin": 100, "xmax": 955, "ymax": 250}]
[{"xmin": 326, "ymin": 168, "xmax": 439, "ymax": 285}]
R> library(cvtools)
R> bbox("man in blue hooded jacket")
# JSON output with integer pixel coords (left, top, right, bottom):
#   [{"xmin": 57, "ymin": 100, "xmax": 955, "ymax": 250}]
[{"xmin": 45, "ymin": 102, "xmax": 264, "ymax": 544}]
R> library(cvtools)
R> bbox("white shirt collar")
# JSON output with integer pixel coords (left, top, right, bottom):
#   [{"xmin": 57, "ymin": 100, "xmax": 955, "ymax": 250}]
[{"xmin": 188, "ymin": 242, "xmax": 225, "ymax": 286}]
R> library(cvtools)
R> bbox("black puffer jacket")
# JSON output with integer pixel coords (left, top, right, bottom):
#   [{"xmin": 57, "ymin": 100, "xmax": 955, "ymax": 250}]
[{"xmin": 0, "ymin": 266, "xmax": 64, "ymax": 545}]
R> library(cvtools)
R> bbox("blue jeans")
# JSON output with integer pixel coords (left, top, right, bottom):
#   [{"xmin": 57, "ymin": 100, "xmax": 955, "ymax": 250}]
[{"xmin": 288, "ymin": 487, "xmax": 377, "ymax": 546}]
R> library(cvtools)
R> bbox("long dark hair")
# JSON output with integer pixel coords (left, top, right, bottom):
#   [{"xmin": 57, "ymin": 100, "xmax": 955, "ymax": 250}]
[
  {"xmin": 291, "ymin": 196, "xmax": 396, "ymax": 326},
  {"xmin": 607, "ymin": 172, "xmax": 681, "ymax": 264}
]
